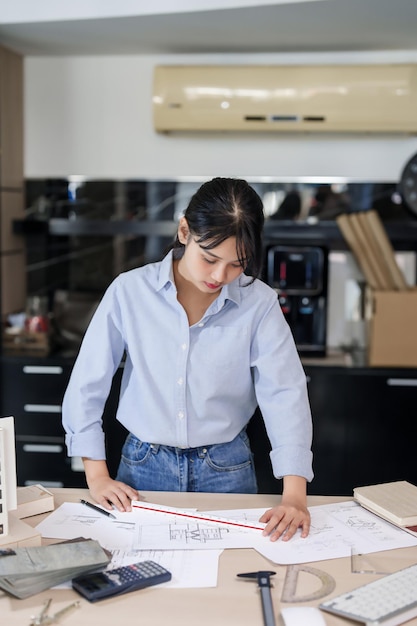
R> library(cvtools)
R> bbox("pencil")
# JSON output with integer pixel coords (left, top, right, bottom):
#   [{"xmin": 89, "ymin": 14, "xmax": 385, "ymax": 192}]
[{"xmin": 80, "ymin": 499, "xmax": 116, "ymax": 519}]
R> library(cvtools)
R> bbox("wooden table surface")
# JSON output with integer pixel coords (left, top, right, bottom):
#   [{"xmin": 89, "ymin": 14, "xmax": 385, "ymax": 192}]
[{"xmin": 2, "ymin": 489, "xmax": 417, "ymax": 626}]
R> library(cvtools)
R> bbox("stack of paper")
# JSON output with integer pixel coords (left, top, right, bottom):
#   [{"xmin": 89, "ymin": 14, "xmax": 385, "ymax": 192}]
[{"xmin": 0, "ymin": 539, "xmax": 111, "ymax": 598}]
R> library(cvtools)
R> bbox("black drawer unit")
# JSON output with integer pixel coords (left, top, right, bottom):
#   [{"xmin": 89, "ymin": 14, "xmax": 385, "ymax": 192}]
[
  {"xmin": 0, "ymin": 355, "xmax": 86, "ymax": 487},
  {"xmin": 246, "ymin": 365, "xmax": 417, "ymax": 496},
  {"xmin": 306, "ymin": 366, "xmax": 417, "ymax": 496},
  {"xmin": 2, "ymin": 354, "xmax": 416, "ymax": 494}
]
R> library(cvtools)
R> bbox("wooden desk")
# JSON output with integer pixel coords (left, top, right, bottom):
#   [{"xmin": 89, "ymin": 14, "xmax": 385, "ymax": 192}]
[{"xmin": 2, "ymin": 489, "xmax": 417, "ymax": 626}]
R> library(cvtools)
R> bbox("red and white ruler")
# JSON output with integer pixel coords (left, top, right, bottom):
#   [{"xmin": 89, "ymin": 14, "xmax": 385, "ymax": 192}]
[{"xmin": 131, "ymin": 500, "xmax": 265, "ymax": 532}]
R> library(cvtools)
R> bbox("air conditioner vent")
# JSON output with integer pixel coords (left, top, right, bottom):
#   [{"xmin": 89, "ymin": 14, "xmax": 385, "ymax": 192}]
[
  {"xmin": 244, "ymin": 116, "xmax": 267, "ymax": 122},
  {"xmin": 270, "ymin": 115, "xmax": 300, "ymax": 122},
  {"xmin": 303, "ymin": 116, "xmax": 326, "ymax": 122}
]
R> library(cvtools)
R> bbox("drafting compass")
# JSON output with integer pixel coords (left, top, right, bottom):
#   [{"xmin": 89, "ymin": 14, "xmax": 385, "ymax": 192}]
[
  {"xmin": 237, "ymin": 570, "xmax": 277, "ymax": 626},
  {"xmin": 29, "ymin": 598, "xmax": 80, "ymax": 626}
]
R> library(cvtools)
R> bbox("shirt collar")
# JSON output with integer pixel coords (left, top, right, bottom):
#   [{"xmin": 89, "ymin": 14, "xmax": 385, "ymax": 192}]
[
  {"xmin": 156, "ymin": 250, "xmax": 176, "ymax": 292},
  {"xmin": 156, "ymin": 249, "xmax": 246, "ymax": 306},
  {"xmin": 221, "ymin": 277, "xmax": 241, "ymax": 306}
]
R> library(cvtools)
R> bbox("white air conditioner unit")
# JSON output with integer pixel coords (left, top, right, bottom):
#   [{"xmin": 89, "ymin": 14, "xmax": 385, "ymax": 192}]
[{"xmin": 153, "ymin": 64, "xmax": 417, "ymax": 134}]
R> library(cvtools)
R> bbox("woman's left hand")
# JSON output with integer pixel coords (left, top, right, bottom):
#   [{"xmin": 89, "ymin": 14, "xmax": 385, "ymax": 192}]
[{"xmin": 259, "ymin": 496, "xmax": 310, "ymax": 542}]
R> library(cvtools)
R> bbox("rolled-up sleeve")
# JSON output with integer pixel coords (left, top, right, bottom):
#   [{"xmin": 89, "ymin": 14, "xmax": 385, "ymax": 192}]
[{"xmin": 62, "ymin": 280, "xmax": 125, "ymax": 459}]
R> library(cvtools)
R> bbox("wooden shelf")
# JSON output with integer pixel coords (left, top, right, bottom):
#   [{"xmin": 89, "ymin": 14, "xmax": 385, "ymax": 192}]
[{"xmin": 12, "ymin": 217, "xmax": 417, "ymax": 251}]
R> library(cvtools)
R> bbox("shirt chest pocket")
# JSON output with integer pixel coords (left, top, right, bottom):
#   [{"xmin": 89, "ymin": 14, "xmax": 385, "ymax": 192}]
[{"xmin": 191, "ymin": 326, "xmax": 250, "ymax": 369}]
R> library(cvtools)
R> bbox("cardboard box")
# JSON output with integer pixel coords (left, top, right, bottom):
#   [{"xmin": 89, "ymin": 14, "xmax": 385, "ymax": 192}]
[
  {"xmin": 2, "ymin": 329, "xmax": 50, "ymax": 355},
  {"xmin": 367, "ymin": 289, "xmax": 417, "ymax": 367}
]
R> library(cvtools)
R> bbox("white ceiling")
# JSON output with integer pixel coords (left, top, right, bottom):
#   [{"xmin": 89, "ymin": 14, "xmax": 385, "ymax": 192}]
[{"xmin": 0, "ymin": 0, "xmax": 417, "ymax": 56}]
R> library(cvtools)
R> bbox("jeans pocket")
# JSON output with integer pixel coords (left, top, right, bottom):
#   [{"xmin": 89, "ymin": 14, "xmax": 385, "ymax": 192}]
[
  {"xmin": 205, "ymin": 431, "xmax": 253, "ymax": 473},
  {"xmin": 120, "ymin": 433, "xmax": 153, "ymax": 467}
]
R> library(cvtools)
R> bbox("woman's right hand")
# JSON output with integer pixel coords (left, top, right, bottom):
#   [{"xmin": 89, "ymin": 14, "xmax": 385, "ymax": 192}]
[{"xmin": 83, "ymin": 458, "xmax": 139, "ymax": 512}]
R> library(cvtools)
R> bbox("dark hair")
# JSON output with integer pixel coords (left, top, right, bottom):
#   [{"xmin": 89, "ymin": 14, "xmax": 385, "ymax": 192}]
[{"xmin": 174, "ymin": 177, "xmax": 265, "ymax": 279}]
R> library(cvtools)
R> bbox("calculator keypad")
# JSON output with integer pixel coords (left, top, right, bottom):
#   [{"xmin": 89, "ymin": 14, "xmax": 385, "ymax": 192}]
[{"xmin": 72, "ymin": 560, "xmax": 172, "ymax": 601}]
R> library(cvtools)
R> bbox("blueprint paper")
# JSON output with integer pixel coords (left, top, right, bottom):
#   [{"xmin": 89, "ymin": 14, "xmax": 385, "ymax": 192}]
[
  {"xmin": 36, "ymin": 504, "xmax": 224, "ymax": 589},
  {"xmin": 130, "ymin": 500, "xmax": 265, "ymax": 531},
  {"xmin": 35, "ymin": 502, "xmax": 255, "ymax": 551},
  {"xmin": 36, "ymin": 500, "xmax": 417, "ymax": 566},
  {"xmin": 206, "ymin": 501, "xmax": 417, "ymax": 564},
  {"xmin": 108, "ymin": 548, "xmax": 222, "ymax": 588},
  {"xmin": 54, "ymin": 549, "xmax": 222, "ymax": 590}
]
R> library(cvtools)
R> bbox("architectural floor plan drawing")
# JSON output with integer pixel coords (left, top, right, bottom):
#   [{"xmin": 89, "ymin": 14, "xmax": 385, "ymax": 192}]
[
  {"xmin": 37, "ymin": 500, "xmax": 417, "ymax": 565},
  {"xmin": 35, "ymin": 502, "xmax": 254, "ymax": 551},
  {"xmin": 169, "ymin": 524, "xmax": 231, "ymax": 543},
  {"xmin": 213, "ymin": 501, "xmax": 417, "ymax": 564}
]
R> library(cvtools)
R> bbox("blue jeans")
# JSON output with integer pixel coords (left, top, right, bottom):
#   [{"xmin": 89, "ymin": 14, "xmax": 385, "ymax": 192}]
[{"xmin": 116, "ymin": 429, "xmax": 258, "ymax": 493}]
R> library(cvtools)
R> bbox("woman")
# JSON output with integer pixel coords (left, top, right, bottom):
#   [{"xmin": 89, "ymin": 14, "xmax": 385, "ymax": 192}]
[{"xmin": 63, "ymin": 177, "xmax": 313, "ymax": 541}]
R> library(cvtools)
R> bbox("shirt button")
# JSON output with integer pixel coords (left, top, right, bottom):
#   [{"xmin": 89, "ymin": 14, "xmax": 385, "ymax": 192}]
[
  {"xmin": 198, "ymin": 322, "xmax": 204, "ymax": 327},
  {"xmin": 181, "ymin": 343, "xmax": 187, "ymax": 350},
  {"xmin": 178, "ymin": 411, "xmax": 184, "ymax": 419},
  {"xmin": 177, "ymin": 378, "xmax": 183, "ymax": 385}
]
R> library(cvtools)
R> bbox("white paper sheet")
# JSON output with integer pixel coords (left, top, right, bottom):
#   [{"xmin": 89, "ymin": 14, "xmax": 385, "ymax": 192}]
[
  {"xmin": 206, "ymin": 501, "xmax": 417, "ymax": 564},
  {"xmin": 108, "ymin": 549, "xmax": 222, "ymax": 588},
  {"xmin": 36, "ymin": 502, "xmax": 256, "ymax": 551},
  {"xmin": 54, "ymin": 548, "xmax": 222, "ymax": 590},
  {"xmin": 37, "ymin": 500, "xmax": 417, "ymax": 569}
]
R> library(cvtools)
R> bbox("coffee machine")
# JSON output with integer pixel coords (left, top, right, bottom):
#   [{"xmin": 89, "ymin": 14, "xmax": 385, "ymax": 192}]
[{"xmin": 266, "ymin": 245, "xmax": 328, "ymax": 356}]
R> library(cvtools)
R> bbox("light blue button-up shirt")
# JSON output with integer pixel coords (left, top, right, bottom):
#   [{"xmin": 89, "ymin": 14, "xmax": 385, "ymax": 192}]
[{"xmin": 63, "ymin": 251, "xmax": 313, "ymax": 481}]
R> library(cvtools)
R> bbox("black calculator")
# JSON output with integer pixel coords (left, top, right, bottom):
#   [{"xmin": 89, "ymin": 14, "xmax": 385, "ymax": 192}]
[{"xmin": 72, "ymin": 560, "xmax": 172, "ymax": 602}]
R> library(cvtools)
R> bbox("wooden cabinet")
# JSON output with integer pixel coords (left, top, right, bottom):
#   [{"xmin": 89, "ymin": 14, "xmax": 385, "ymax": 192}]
[
  {"xmin": 0, "ymin": 44, "xmax": 26, "ymax": 318},
  {"xmin": 0, "ymin": 46, "xmax": 23, "ymax": 188}
]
